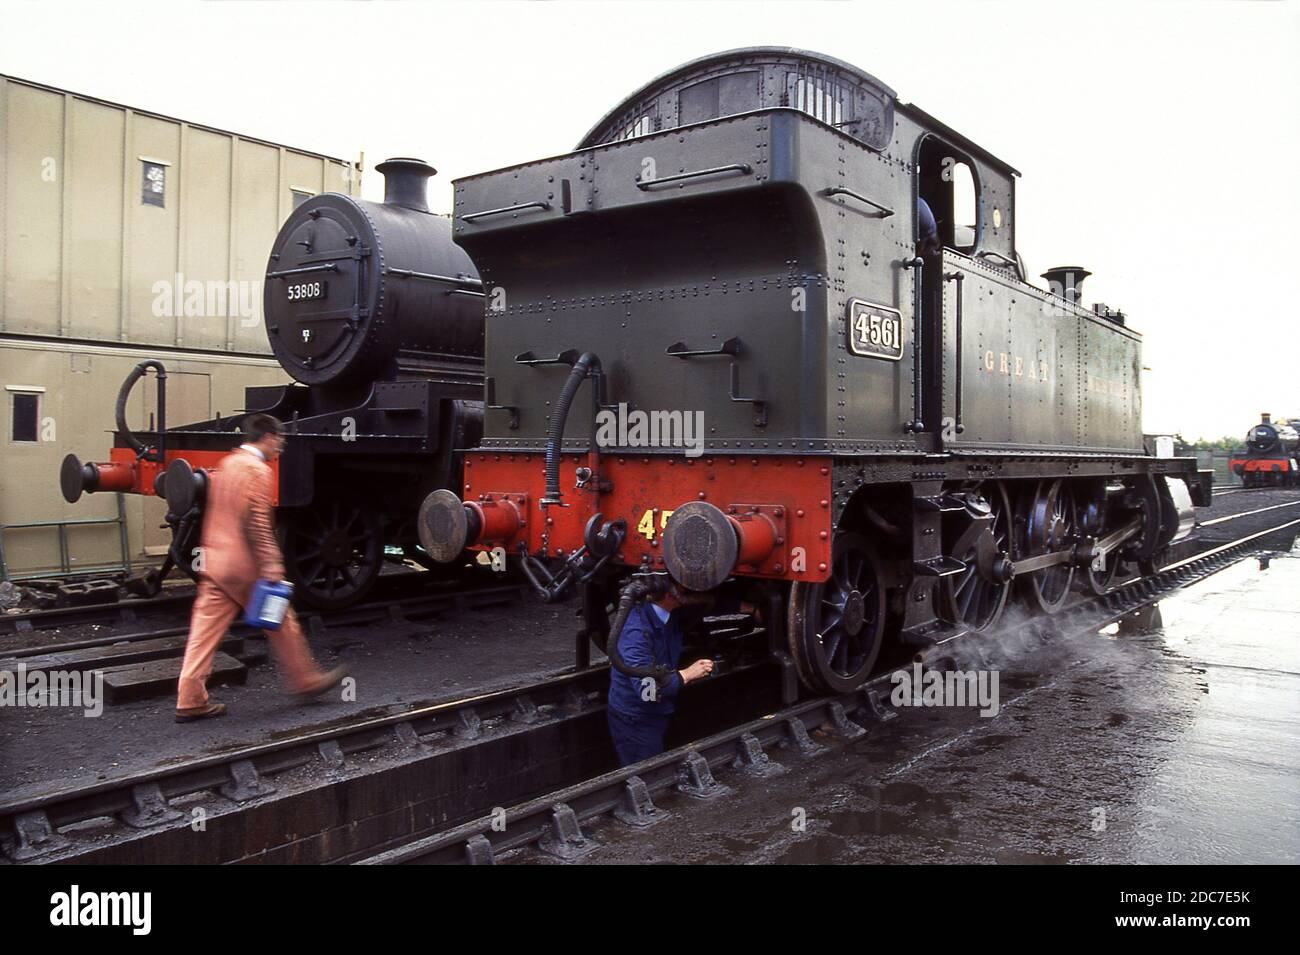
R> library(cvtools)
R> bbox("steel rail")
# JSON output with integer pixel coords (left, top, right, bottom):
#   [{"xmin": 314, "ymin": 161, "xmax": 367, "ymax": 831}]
[
  {"xmin": 0, "ymin": 591, "xmax": 192, "ymax": 637},
  {"xmin": 1199, "ymin": 499, "xmax": 1300, "ymax": 527},
  {"xmin": 0, "ymin": 574, "xmax": 518, "ymax": 650}
]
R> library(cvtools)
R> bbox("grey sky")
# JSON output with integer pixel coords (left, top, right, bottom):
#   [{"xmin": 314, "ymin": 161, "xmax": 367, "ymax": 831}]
[{"xmin": 3, "ymin": 0, "xmax": 1297, "ymax": 440}]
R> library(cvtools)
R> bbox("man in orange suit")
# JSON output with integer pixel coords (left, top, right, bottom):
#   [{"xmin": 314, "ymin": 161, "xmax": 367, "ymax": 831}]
[{"xmin": 175, "ymin": 414, "xmax": 346, "ymax": 722}]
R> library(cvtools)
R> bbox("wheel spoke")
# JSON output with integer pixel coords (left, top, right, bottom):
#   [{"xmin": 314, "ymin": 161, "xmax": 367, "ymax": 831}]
[
  {"xmin": 833, "ymin": 633, "xmax": 850, "ymax": 672},
  {"xmin": 954, "ymin": 568, "xmax": 976, "ymax": 596},
  {"xmin": 959, "ymin": 578, "xmax": 979, "ymax": 618},
  {"xmin": 822, "ymin": 626, "xmax": 844, "ymax": 664},
  {"xmin": 847, "ymin": 553, "xmax": 864, "ymax": 586}
]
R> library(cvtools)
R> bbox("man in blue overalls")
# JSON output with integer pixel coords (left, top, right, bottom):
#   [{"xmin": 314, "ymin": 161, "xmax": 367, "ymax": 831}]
[{"xmin": 606, "ymin": 585, "xmax": 714, "ymax": 766}]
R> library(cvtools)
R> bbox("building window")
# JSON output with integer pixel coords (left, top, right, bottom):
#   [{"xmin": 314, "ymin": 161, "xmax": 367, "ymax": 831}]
[
  {"xmin": 142, "ymin": 160, "xmax": 166, "ymax": 207},
  {"xmin": 10, "ymin": 391, "xmax": 40, "ymax": 443},
  {"xmin": 292, "ymin": 189, "xmax": 314, "ymax": 209}
]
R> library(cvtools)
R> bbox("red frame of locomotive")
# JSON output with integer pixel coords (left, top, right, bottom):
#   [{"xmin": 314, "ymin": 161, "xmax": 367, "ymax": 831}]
[
  {"xmin": 96, "ymin": 447, "xmax": 280, "ymax": 505},
  {"xmin": 462, "ymin": 450, "xmax": 833, "ymax": 583}
]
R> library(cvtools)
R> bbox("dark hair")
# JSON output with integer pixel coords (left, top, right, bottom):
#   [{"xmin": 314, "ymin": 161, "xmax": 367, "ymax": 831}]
[{"xmin": 243, "ymin": 414, "xmax": 284, "ymax": 442}]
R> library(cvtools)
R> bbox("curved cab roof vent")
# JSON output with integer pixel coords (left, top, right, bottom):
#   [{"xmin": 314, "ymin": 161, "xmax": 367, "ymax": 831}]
[{"xmin": 376, "ymin": 157, "xmax": 436, "ymax": 213}]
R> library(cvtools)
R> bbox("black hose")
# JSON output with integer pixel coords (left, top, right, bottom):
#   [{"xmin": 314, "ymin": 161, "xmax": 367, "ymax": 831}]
[
  {"xmin": 115, "ymin": 360, "xmax": 167, "ymax": 461},
  {"xmin": 542, "ymin": 352, "xmax": 597, "ymax": 504},
  {"xmin": 604, "ymin": 576, "xmax": 675, "ymax": 691}
]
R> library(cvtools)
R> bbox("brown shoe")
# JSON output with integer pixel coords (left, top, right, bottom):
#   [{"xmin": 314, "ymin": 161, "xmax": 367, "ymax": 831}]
[
  {"xmin": 294, "ymin": 665, "xmax": 349, "ymax": 701},
  {"xmin": 175, "ymin": 702, "xmax": 227, "ymax": 723}
]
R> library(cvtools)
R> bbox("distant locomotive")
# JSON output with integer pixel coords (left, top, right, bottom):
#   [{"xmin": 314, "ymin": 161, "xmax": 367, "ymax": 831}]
[
  {"xmin": 419, "ymin": 47, "xmax": 1209, "ymax": 695},
  {"xmin": 61, "ymin": 158, "xmax": 485, "ymax": 608},
  {"xmin": 1230, "ymin": 414, "xmax": 1299, "ymax": 487}
]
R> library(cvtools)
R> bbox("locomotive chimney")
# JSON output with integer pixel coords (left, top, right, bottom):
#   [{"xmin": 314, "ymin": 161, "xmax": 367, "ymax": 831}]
[
  {"xmin": 1041, "ymin": 266, "xmax": 1091, "ymax": 305},
  {"xmin": 1262, "ymin": 413, "xmax": 1272, "ymax": 424},
  {"xmin": 376, "ymin": 157, "xmax": 436, "ymax": 213}
]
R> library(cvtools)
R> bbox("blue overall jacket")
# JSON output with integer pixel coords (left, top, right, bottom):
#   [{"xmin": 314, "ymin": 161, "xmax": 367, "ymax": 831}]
[{"xmin": 607, "ymin": 602, "xmax": 685, "ymax": 717}]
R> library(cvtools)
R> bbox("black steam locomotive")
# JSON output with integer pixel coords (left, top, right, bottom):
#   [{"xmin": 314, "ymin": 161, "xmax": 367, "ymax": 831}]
[
  {"xmin": 418, "ymin": 47, "xmax": 1210, "ymax": 695},
  {"xmin": 1230, "ymin": 414, "xmax": 1300, "ymax": 487},
  {"xmin": 61, "ymin": 159, "xmax": 485, "ymax": 608}
]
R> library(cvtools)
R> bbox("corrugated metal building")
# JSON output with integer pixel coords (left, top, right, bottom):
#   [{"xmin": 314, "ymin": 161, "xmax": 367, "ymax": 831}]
[{"xmin": 0, "ymin": 74, "xmax": 361, "ymax": 578}]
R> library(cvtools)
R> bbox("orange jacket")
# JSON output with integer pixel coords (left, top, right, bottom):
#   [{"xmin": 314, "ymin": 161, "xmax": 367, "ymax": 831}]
[{"xmin": 198, "ymin": 447, "xmax": 284, "ymax": 598}]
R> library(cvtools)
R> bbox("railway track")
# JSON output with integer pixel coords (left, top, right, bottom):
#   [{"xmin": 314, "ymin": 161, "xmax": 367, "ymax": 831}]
[
  {"xmin": 0, "ymin": 579, "xmax": 528, "ymax": 705},
  {"xmin": 0, "ymin": 567, "xmax": 493, "ymax": 639},
  {"xmin": 0, "ymin": 570, "xmax": 518, "ymax": 664},
  {"xmin": 1199, "ymin": 498, "xmax": 1300, "ymax": 527},
  {"xmin": 1210, "ymin": 486, "xmax": 1258, "ymax": 497},
  {"xmin": 4, "ymin": 510, "xmax": 1297, "ymax": 865},
  {"xmin": 0, "ymin": 590, "xmax": 192, "ymax": 637}
]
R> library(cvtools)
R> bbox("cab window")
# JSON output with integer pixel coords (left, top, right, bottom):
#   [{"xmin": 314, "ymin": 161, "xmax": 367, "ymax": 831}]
[{"xmin": 916, "ymin": 137, "xmax": 979, "ymax": 253}]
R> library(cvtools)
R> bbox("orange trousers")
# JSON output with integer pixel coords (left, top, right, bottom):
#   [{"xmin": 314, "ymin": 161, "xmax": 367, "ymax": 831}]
[{"xmin": 176, "ymin": 578, "xmax": 325, "ymax": 709}]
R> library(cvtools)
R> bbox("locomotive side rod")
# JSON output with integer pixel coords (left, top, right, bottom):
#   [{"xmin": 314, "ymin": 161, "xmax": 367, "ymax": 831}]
[{"xmin": 1001, "ymin": 516, "xmax": 1142, "ymax": 578}]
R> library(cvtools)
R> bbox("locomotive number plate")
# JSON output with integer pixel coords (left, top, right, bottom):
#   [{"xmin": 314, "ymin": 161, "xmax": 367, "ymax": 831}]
[
  {"xmin": 846, "ymin": 299, "xmax": 903, "ymax": 361},
  {"xmin": 286, "ymin": 280, "xmax": 328, "ymax": 302}
]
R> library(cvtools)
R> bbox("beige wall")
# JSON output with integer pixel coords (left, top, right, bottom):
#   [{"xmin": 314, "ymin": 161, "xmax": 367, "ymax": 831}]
[
  {"xmin": 0, "ymin": 74, "xmax": 361, "ymax": 578},
  {"xmin": 0, "ymin": 340, "xmax": 289, "ymax": 578},
  {"xmin": 0, "ymin": 74, "xmax": 360, "ymax": 351}
]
